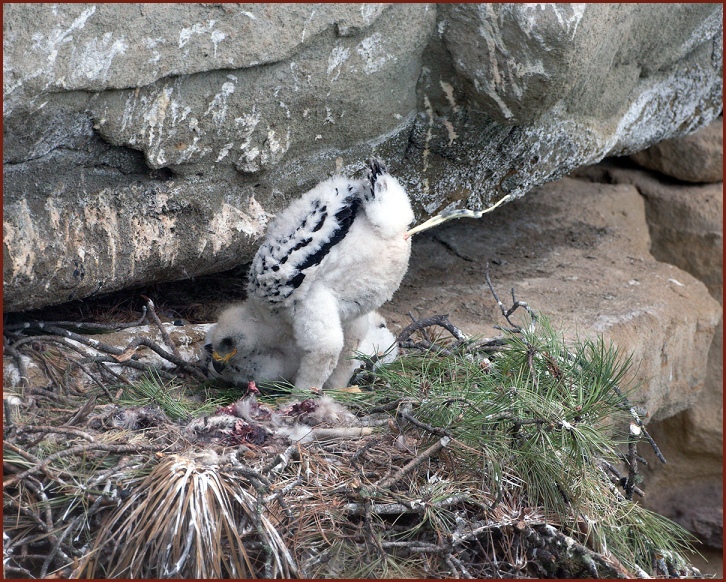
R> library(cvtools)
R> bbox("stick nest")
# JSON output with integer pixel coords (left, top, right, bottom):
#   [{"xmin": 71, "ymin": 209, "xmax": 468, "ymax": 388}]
[{"xmin": 3, "ymin": 287, "xmax": 707, "ymax": 579}]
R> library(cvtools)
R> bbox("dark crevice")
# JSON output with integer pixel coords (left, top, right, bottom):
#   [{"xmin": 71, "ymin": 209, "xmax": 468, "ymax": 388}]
[{"xmin": 3, "ymin": 263, "xmax": 252, "ymax": 323}]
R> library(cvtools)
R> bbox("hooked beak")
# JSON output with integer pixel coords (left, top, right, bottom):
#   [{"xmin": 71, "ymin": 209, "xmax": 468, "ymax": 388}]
[{"xmin": 211, "ymin": 348, "xmax": 237, "ymax": 374}]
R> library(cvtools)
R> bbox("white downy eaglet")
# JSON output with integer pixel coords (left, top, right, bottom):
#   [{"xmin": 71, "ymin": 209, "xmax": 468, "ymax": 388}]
[{"xmin": 208, "ymin": 158, "xmax": 413, "ymax": 389}]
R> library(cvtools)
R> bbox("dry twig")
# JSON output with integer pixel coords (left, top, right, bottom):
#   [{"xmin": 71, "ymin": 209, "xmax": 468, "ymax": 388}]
[
  {"xmin": 4, "ymin": 307, "xmax": 148, "ymax": 333},
  {"xmin": 376, "ymin": 436, "xmax": 451, "ymax": 489},
  {"xmin": 141, "ymin": 295, "xmax": 182, "ymax": 359},
  {"xmin": 397, "ymin": 314, "xmax": 466, "ymax": 346},
  {"xmin": 484, "ymin": 262, "xmax": 536, "ymax": 332}
]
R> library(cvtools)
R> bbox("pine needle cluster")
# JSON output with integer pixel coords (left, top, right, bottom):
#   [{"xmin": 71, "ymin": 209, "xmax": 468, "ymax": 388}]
[
  {"xmin": 343, "ymin": 312, "xmax": 699, "ymax": 576},
  {"xmin": 82, "ymin": 451, "xmax": 296, "ymax": 578}
]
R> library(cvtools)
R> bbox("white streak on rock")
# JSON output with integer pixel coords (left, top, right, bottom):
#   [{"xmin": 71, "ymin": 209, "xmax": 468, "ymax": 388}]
[
  {"xmin": 175, "ymin": 136, "xmax": 201, "ymax": 164},
  {"xmin": 6, "ymin": 5, "xmax": 98, "ymax": 113},
  {"xmin": 211, "ymin": 29, "xmax": 226, "ymax": 58},
  {"xmin": 301, "ymin": 8, "xmax": 316, "ymax": 43},
  {"xmin": 327, "ymin": 45, "xmax": 350, "ymax": 83},
  {"xmin": 264, "ymin": 127, "xmax": 290, "ymax": 165},
  {"xmin": 289, "ymin": 62, "xmax": 301, "ymax": 92},
  {"xmin": 356, "ymin": 32, "xmax": 397, "ymax": 74},
  {"xmin": 206, "ymin": 196, "xmax": 271, "ymax": 253},
  {"xmin": 360, "ymin": 3, "xmax": 386, "ymax": 25},
  {"xmin": 520, "ymin": 4, "xmax": 586, "ymax": 39},
  {"xmin": 234, "ymin": 106, "xmax": 262, "ymax": 170},
  {"xmin": 216, "ymin": 142, "xmax": 234, "ymax": 162},
  {"xmin": 34, "ymin": 5, "xmax": 96, "ymax": 65},
  {"xmin": 204, "ymin": 80, "xmax": 236, "ymax": 127},
  {"xmin": 144, "ymin": 37, "xmax": 164, "ymax": 67},
  {"xmin": 238, "ymin": 146, "xmax": 260, "ymax": 172},
  {"xmin": 143, "ymin": 86, "xmax": 173, "ymax": 152},
  {"xmin": 178, "ymin": 20, "xmax": 216, "ymax": 49},
  {"xmin": 279, "ymin": 101, "xmax": 291, "ymax": 119},
  {"xmin": 120, "ymin": 89, "xmax": 138, "ymax": 132},
  {"xmin": 70, "ymin": 32, "xmax": 128, "ymax": 84}
]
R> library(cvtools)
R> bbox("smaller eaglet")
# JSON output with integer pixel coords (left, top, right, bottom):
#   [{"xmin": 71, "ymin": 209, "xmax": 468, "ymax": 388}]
[
  {"xmin": 207, "ymin": 158, "xmax": 414, "ymax": 390},
  {"xmin": 207, "ymin": 308, "xmax": 397, "ymax": 388}
]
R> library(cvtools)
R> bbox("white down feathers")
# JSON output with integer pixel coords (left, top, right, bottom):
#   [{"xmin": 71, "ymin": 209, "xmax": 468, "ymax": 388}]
[
  {"xmin": 249, "ymin": 176, "xmax": 364, "ymax": 305},
  {"xmin": 207, "ymin": 306, "xmax": 398, "ymax": 388},
  {"xmin": 208, "ymin": 159, "xmax": 413, "ymax": 390}
]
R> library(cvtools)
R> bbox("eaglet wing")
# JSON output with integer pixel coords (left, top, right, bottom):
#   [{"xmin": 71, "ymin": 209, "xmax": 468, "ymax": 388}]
[{"xmin": 248, "ymin": 176, "xmax": 364, "ymax": 305}]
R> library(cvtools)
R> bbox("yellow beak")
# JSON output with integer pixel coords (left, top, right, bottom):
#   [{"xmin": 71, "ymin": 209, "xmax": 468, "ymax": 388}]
[
  {"xmin": 212, "ymin": 348, "xmax": 237, "ymax": 374},
  {"xmin": 212, "ymin": 348, "xmax": 237, "ymax": 364}
]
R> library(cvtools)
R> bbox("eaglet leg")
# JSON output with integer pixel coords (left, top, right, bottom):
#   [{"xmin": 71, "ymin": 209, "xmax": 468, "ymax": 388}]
[
  {"xmin": 292, "ymin": 286, "xmax": 344, "ymax": 390},
  {"xmin": 323, "ymin": 313, "xmax": 371, "ymax": 389}
]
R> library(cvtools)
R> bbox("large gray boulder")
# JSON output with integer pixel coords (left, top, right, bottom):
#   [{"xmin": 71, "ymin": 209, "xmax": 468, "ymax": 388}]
[{"xmin": 3, "ymin": 3, "xmax": 723, "ymax": 312}]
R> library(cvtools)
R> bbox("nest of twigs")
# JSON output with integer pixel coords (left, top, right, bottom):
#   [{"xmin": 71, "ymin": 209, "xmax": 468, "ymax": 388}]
[{"xmin": 3, "ymin": 276, "xmax": 707, "ymax": 579}]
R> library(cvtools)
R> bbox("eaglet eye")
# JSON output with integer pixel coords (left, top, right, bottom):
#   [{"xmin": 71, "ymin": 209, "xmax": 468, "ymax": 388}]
[{"xmin": 220, "ymin": 337, "xmax": 235, "ymax": 348}]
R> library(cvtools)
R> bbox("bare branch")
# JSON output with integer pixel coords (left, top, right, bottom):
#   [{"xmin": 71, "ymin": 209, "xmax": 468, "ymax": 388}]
[
  {"xmin": 484, "ymin": 262, "xmax": 536, "ymax": 331},
  {"xmin": 16, "ymin": 425, "xmax": 96, "ymax": 443},
  {"xmin": 397, "ymin": 314, "xmax": 466, "ymax": 344},
  {"xmin": 345, "ymin": 493, "xmax": 467, "ymax": 516},
  {"xmin": 376, "ymin": 436, "xmax": 450, "ymax": 489},
  {"xmin": 4, "ymin": 307, "xmax": 148, "ymax": 332},
  {"xmin": 611, "ymin": 384, "xmax": 666, "ymax": 463},
  {"xmin": 398, "ymin": 410, "xmax": 450, "ymax": 438},
  {"xmin": 141, "ymin": 295, "xmax": 182, "ymax": 359}
]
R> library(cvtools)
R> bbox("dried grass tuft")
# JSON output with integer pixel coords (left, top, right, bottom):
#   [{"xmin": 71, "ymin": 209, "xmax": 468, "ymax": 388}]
[{"xmin": 81, "ymin": 451, "xmax": 296, "ymax": 579}]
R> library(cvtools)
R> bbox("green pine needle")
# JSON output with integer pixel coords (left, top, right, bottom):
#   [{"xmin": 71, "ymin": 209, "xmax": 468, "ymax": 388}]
[
  {"xmin": 351, "ymin": 312, "xmax": 698, "ymax": 575},
  {"xmin": 116, "ymin": 370, "xmax": 234, "ymax": 421}
]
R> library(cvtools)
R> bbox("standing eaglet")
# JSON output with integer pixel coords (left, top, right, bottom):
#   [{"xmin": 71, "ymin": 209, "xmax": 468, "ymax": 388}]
[{"xmin": 208, "ymin": 158, "xmax": 414, "ymax": 390}]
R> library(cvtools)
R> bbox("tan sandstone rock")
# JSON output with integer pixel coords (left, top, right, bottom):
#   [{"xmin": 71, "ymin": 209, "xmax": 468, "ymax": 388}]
[
  {"xmin": 630, "ymin": 116, "xmax": 723, "ymax": 183},
  {"xmin": 571, "ymin": 160, "xmax": 723, "ymax": 561}
]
